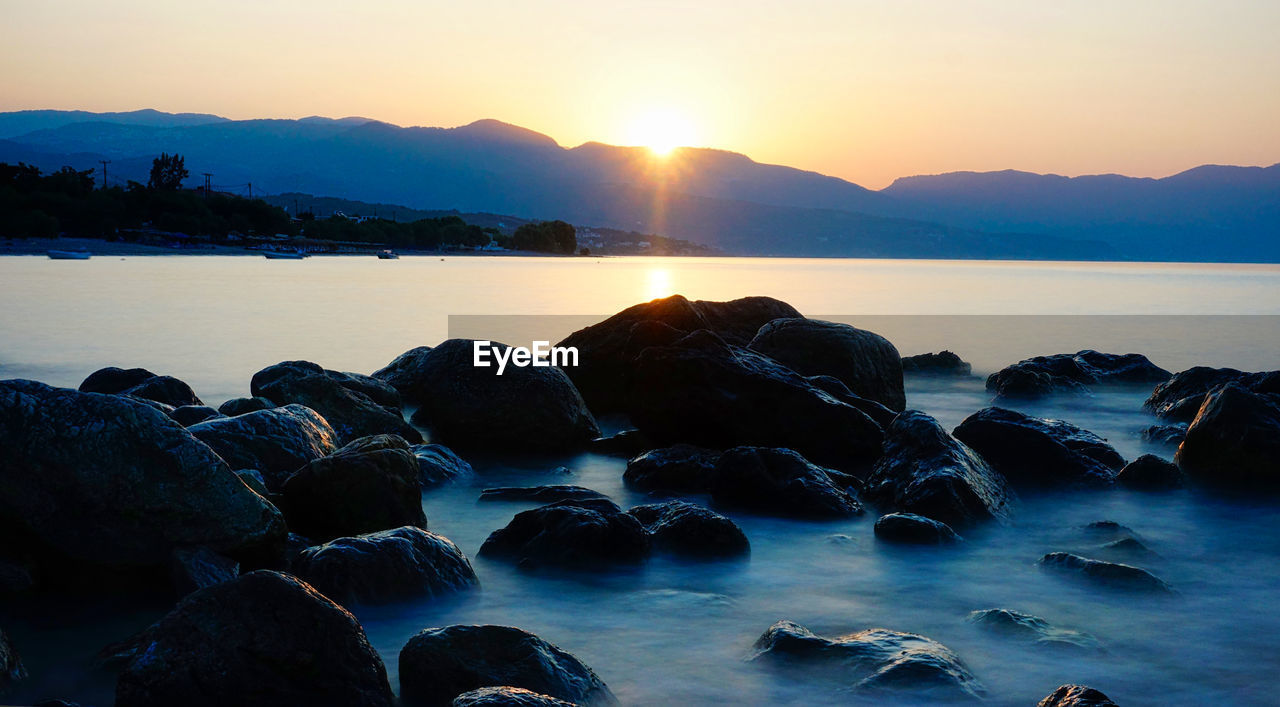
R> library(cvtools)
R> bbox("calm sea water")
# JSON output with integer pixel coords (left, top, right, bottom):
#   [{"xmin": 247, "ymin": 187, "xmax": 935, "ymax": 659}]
[{"xmin": 2, "ymin": 255, "xmax": 1280, "ymax": 705}]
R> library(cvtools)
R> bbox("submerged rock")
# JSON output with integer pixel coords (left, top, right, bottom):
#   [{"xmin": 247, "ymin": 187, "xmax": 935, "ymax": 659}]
[
  {"xmin": 452, "ymin": 687, "xmax": 575, "ymax": 707},
  {"xmin": 711, "ymin": 446, "xmax": 863, "ymax": 519},
  {"xmin": 479, "ymin": 499, "xmax": 650, "ymax": 569},
  {"xmin": 1145, "ymin": 366, "xmax": 1280, "ymax": 422},
  {"xmin": 217, "ymin": 396, "xmax": 275, "ymax": 417},
  {"xmin": 292, "ymin": 526, "xmax": 478, "ymax": 605},
  {"xmin": 628, "ymin": 501, "xmax": 750, "ymax": 558},
  {"xmin": 251, "ymin": 360, "xmax": 420, "ymax": 444},
  {"xmin": 623, "ymin": 444, "xmax": 722, "ymax": 493},
  {"xmin": 987, "ymin": 350, "xmax": 1170, "ymax": 400},
  {"xmin": 480, "ymin": 486, "xmax": 610, "ymax": 504},
  {"xmin": 874, "ymin": 513, "xmax": 963, "ymax": 545},
  {"xmin": 1037, "ymin": 684, "xmax": 1120, "ymax": 707},
  {"xmin": 1038, "ymin": 552, "xmax": 1173, "ymax": 593},
  {"xmin": 114, "ymin": 570, "xmax": 394, "ymax": 707},
  {"xmin": 1116, "ymin": 454, "xmax": 1184, "ymax": 490},
  {"xmin": 954, "ymin": 407, "xmax": 1122, "ymax": 489},
  {"xmin": 1, "ymin": 628, "xmax": 26, "ymax": 692},
  {"xmin": 750, "ymin": 620, "xmax": 983, "ymax": 700},
  {"xmin": 398, "ymin": 624, "xmax": 617, "ymax": 706},
  {"xmin": 411, "ymin": 443, "xmax": 476, "ymax": 487},
  {"xmin": 901, "ymin": 350, "xmax": 973, "ymax": 377},
  {"xmin": 1175, "ymin": 383, "xmax": 1280, "ymax": 487},
  {"xmin": 966, "ymin": 609, "xmax": 1101, "ymax": 651},
  {"xmin": 747, "ymin": 318, "xmax": 906, "ymax": 411},
  {"xmin": 188, "ymin": 404, "xmax": 338, "ymax": 490}
]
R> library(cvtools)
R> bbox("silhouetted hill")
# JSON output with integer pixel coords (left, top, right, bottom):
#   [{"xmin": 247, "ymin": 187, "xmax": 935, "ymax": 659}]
[{"xmin": 0, "ymin": 109, "xmax": 227, "ymax": 139}]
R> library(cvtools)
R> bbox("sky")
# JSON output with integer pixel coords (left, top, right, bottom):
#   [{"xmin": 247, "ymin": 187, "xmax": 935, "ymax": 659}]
[{"xmin": 2, "ymin": 0, "xmax": 1278, "ymax": 189}]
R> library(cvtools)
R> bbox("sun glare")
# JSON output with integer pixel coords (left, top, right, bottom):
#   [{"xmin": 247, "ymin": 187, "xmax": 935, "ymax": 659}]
[{"xmin": 626, "ymin": 109, "xmax": 696, "ymax": 157}]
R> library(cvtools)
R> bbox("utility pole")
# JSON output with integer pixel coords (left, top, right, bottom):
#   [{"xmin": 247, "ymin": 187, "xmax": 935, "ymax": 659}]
[
  {"xmin": 99, "ymin": 160, "xmax": 111, "ymax": 189},
  {"xmin": 202, "ymin": 173, "xmax": 212, "ymax": 199},
  {"xmin": 247, "ymin": 182, "xmax": 252, "ymax": 199}
]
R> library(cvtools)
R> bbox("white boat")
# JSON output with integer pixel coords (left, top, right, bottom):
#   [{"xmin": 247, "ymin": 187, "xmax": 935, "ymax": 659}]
[
  {"xmin": 376, "ymin": 249, "xmax": 399, "ymax": 259},
  {"xmin": 47, "ymin": 249, "xmax": 91, "ymax": 260},
  {"xmin": 264, "ymin": 250, "xmax": 307, "ymax": 260}
]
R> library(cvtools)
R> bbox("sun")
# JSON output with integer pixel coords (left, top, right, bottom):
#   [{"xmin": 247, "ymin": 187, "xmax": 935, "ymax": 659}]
[{"xmin": 625, "ymin": 109, "xmax": 696, "ymax": 157}]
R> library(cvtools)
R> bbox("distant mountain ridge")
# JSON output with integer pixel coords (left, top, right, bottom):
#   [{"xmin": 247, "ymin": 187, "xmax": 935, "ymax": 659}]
[{"xmin": 0, "ymin": 109, "xmax": 1275, "ymax": 261}]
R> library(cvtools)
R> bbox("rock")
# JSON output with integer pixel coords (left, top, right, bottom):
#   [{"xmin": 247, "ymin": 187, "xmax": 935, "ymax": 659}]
[
  {"xmin": 0, "ymin": 560, "xmax": 33, "ymax": 594},
  {"xmin": 987, "ymin": 350, "xmax": 1171, "ymax": 400},
  {"xmin": 803, "ymin": 375, "xmax": 898, "ymax": 427},
  {"xmin": 749, "ymin": 620, "xmax": 983, "ymax": 700},
  {"xmin": 123, "ymin": 375, "xmax": 204, "ymax": 408},
  {"xmin": 1038, "ymin": 552, "xmax": 1173, "ymax": 593},
  {"xmin": 622, "ymin": 445, "xmax": 721, "ymax": 493},
  {"xmin": 167, "ymin": 546, "xmax": 240, "ymax": 595},
  {"xmin": 1097, "ymin": 536, "xmax": 1158, "ymax": 561},
  {"xmin": 328, "ymin": 370, "xmax": 402, "ymax": 409},
  {"xmin": 1140, "ymin": 423, "xmax": 1186, "ymax": 447},
  {"xmin": 370, "ymin": 345, "xmax": 433, "ymax": 394},
  {"xmin": 1, "ymin": 627, "xmax": 26, "ymax": 692},
  {"xmin": 217, "ymin": 396, "xmax": 275, "ymax": 416},
  {"xmin": 478, "ymin": 499, "xmax": 650, "ymax": 569},
  {"xmin": 1037, "ymin": 684, "xmax": 1120, "ymax": 707},
  {"xmin": 251, "ymin": 360, "xmax": 421, "ymax": 445},
  {"xmin": 0, "ymin": 380, "xmax": 286, "ymax": 569},
  {"xmin": 376, "ymin": 340, "xmax": 599, "ymax": 453},
  {"xmin": 188, "ymin": 404, "xmax": 338, "ymax": 490},
  {"xmin": 452, "ymin": 686, "xmax": 575, "ymax": 706},
  {"xmin": 628, "ymin": 501, "xmax": 750, "ymax": 558},
  {"xmin": 1145, "ymin": 366, "xmax": 1280, "ymax": 421},
  {"xmin": 480, "ymin": 486, "xmax": 610, "ymax": 504},
  {"xmin": 555, "ymin": 294, "xmax": 802, "ymax": 412},
  {"xmin": 292, "ymin": 526, "xmax": 478, "ymax": 605},
  {"xmin": 748, "ymin": 318, "xmax": 906, "ymax": 411},
  {"xmin": 1116, "ymin": 454, "xmax": 1183, "ymax": 490},
  {"xmin": 78, "ymin": 366, "xmax": 157, "ymax": 394},
  {"xmin": 874, "ymin": 513, "xmax": 963, "ymax": 545},
  {"xmin": 711, "ymin": 447, "xmax": 863, "ymax": 519},
  {"xmin": 863, "ymin": 411, "xmax": 1010, "ymax": 527},
  {"xmin": 901, "ymin": 351, "xmax": 973, "ymax": 377},
  {"xmin": 114, "ymin": 570, "xmax": 394, "ymax": 707},
  {"xmin": 412, "ymin": 444, "xmax": 476, "ymax": 487},
  {"xmin": 587, "ymin": 429, "xmax": 655, "ymax": 457},
  {"xmin": 235, "ymin": 469, "xmax": 270, "ymax": 497},
  {"xmin": 279, "ymin": 434, "xmax": 426, "ymax": 543},
  {"xmin": 168, "ymin": 405, "xmax": 224, "ymax": 426},
  {"xmin": 399, "ymin": 624, "xmax": 616, "ymax": 706},
  {"xmin": 1175, "ymin": 383, "xmax": 1280, "ymax": 487},
  {"xmin": 954, "ymin": 407, "xmax": 1122, "ymax": 489},
  {"xmin": 966, "ymin": 609, "xmax": 1101, "ymax": 651},
  {"xmin": 627, "ymin": 331, "xmax": 884, "ymax": 473}
]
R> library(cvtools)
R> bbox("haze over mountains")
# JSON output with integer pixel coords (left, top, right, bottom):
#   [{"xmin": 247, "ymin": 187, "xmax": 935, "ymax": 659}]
[{"xmin": 1, "ymin": 109, "xmax": 1276, "ymax": 261}]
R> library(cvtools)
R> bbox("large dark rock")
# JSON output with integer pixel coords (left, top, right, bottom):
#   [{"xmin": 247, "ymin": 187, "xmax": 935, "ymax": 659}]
[
  {"xmin": 901, "ymin": 350, "xmax": 973, "ymax": 377},
  {"xmin": 622, "ymin": 444, "xmax": 722, "ymax": 493},
  {"xmin": 1037, "ymin": 684, "xmax": 1120, "ymax": 707},
  {"xmin": 251, "ymin": 360, "xmax": 421, "ymax": 445},
  {"xmin": 78, "ymin": 366, "xmax": 156, "ymax": 394},
  {"xmin": 452, "ymin": 687, "xmax": 574, "ymax": 707},
  {"xmin": 79, "ymin": 368, "xmax": 205, "ymax": 407},
  {"xmin": 1140, "ymin": 423, "xmax": 1186, "ymax": 448},
  {"xmin": 1, "ymin": 628, "xmax": 25, "ymax": 692},
  {"xmin": 1116, "ymin": 454, "xmax": 1184, "ymax": 490},
  {"xmin": 188, "ymin": 404, "xmax": 338, "ymax": 490},
  {"xmin": 375, "ymin": 340, "xmax": 599, "ymax": 453},
  {"xmin": 480, "ymin": 486, "xmax": 610, "ymax": 504},
  {"xmin": 954, "ymin": 407, "xmax": 1122, "ymax": 489},
  {"xmin": 280, "ymin": 434, "xmax": 426, "ymax": 543},
  {"xmin": 292, "ymin": 526, "xmax": 478, "ymax": 605},
  {"xmin": 749, "ymin": 620, "xmax": 983, "ymax": 699},
  {"xmin": 168, "ymin": 405, "xmax": 224, "ymax": 427},
  {"xmin": 874, "ymin": 513, "xmax": 962, "ymax": 545},
  {"xmin": 987, "ymin": 350, "xmax": 1171, "ymax": 400},
  {"xmin": 748, "ymin": 318, "xmax": 906, "ymax": 411},
  {"xmin": 1039, "ymin": 552, "xmax": 1173, "ymax": 593},
  {"xmin": 864, "ymin": 411, "xmax": 1011, "ymax": 527},
  {"xmin": 114, "ymin": 570, "xmax": 394, "ymax": 707},
  {"xmin": 1145, "ymin": 366, "xmax": 1280, "ymax": 422},
  {"xmin": 802, "ymin": 375, "xmax": 898, "ymax": 427},
  {"xmin": 555, "ymin": 294, "xmax": 801, "ymax": 412},
  {"xmin": 478, "ymin": 499, "xmax": 650, "ymax": 569},
  {"xmin": 217, "ymin": 396, "xmax": 275, "ymax": 417},
  {"xmin": 1175, "ymin": 383, "xmax": 1280, "ymax": 487},
  {"xmin": 399, "ymin": 624, "xmax": 617, "ymax": 706},
  {"xmin": 710, "ymin": 446, "xmax": 863, "ymax": 519},
  {"xmin": 966, "ymin": 609, "xmax": 1100, "ymax": 651},
  {"xmin": 328, "ymin": 370, "xmax": 402, "ymax": 409},
  {"xmin": 627, "ymin": 331, "xmax": 884, "ymax": 472},
  {"xmin": 412, "ymin": 444, "xmax": 476, "ymax": 487},
  {"xmin": 0, "ymin": 380, "xmax": 286, "ymax": 568},
  {"xmin": 167, "ymin": 546, "xmax": 240, "ymax": 596},
  {"xmin": 628, "ymin": 501, "xmax": 750, "ymax": 558}
]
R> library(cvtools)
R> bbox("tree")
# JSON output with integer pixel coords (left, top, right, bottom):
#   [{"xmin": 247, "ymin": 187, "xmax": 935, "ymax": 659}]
[
  {"xmin": 148, "ymin": 153, "xmax": 189, "ymax": 191},
  {"xmin": 512, "ymin": 220, "xmax": 577, "ymax": 254}
]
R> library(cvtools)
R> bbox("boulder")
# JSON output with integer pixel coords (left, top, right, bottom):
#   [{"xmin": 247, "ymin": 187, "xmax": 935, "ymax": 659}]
[
  {"xmin": 1145, "ymin": 366, "xmax": 1280, "ymax": 422},
  {"xmin": 1140, "ymin": 423, "xmax": 1186, "ymax": 447},
  {"xmin": 874, "ymin": 513, "xmax": 962, "ymax": 545},
  {"xmin": 1116, "ymin": 454, "xmax": 1184, "ymax": 490},
  {"xmin": 217, "ymin": 396, "xmax": 275, "ymax": 416},
  {"xmin": 399, "ymin": 624, "xmax": 616, "ymax": 706},
  {"xmin": 966, "ymin": 609, "xmax": 1100, "ymax": 651},
  {"xmin": 628, "ymin": 501, "xmax": 750, "ymax": 558},
  {"xmin": 168, "ymin": 405, "xmax": 224, "ymax": 427},
  {"xmin": 587, "ymin": 429, "xmax": 655, "ymax": 458},
  {"xmin": 953, "ymin": 407, "xmax": 1122, "ymax": 489},
  {"xmin": 710, "ymin": 447, "xmax": 863, "ymax": 519},
  {"xmin": 328, "ymin": 370, "xmax": 402, "ymax": 409},
  {"xmin": 1, "ymin": 628, "xmax": 26, "ymax": 692},
  {"xmin": 478, "ymin": 499, "xmax": 650, "ymax": 569},
  {"xmin": 114, "ymin": 570, "xmax": 394, "ymax": 707},
  {"xmin": 376, "ymin": 340, "xmax": 599, "ymax": 453},
  {"xmin": 0, "ymin": 380, "xmax": 286, "ymax": 569},
  {"xmin": 802, "ymin": 375, "xmax": 898, "ymax": 427},
  {"xmin": 251, "ymin": 360, "xmax": 421, "ymax": 445},
  {"xmin": 627, "ymin": 331, "xmax": 884, "ymax": 472},
  {"xmin": 555, "ymin": 294, "xmax": 801, "ymax": 412},
  {"xmin": 901, "ymin": 351, "xmax": 973, "ymax": 377},
  {"xmin": 292, "ymin": 526, "xmax": 478, "ymax": 605},
  {"xmin": 78, "ymin": 366, "xmax": 157, "ymax": 394},
  {"xmin": 1037, "ymin": 684, "xmax": 1120, "ymax": 707},
  {"xmin": 188, "ymin": 404, "xmax": 338, "ymax": 490},
  {"xmin": 480, "ymin": 486, "xmax": 610, "ymax": 504},
  {"xmin": 987, "ymin": 350, "xmax": 1170, "ymax": 400},
  {"xmin": 864, "ymin": 411, "xmax": 1010, "ymax": 527},
  {"xmin": 0, "ymin": 560, "xmax": 33, "ymax": 594},
  {"xmin": 1038, "ymin": 552, "xmax": 1173, "ymax": 593},
  {"xmin": 167, "ymin": 546, "xmax": 240, "ymax": 596},
  {"xmin": 279, "ymin": 434, "xmax": 426, "ymax": 543},
  {"xmin": 749, "ymin": 620, "xmax": 983, "ymax": 700},
  {"xmin": 748, "ymin": 318, "xmax": 905, "ymax": 411},
  {"xmin": 623, "ymin": 445, "xmax": 721, "ymax": 493},
  {"xmin": 453, "ymin": 687, "xmax": 574, "ymax": 706},
  {"xmin": 235, "ymin": 469, "xmax": 270, "ymax": 497},
  {"xmin": 123, "ymin": 375, "xmax": 204, "ymax": 408},
  {"xmin": 412, "ymin": 444, "xmax": 476, "ymax": 488},
  {"xmin": 1175, "ymin": 383, "xmax": 1280, "ymax": 487},
  {"xmin": 370, "ymin": 345, "xmax": 433, "ymax": 395}
]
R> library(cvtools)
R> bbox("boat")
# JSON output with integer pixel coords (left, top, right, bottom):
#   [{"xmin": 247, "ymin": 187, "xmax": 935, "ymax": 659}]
[
  {"xmin": 264, "ymin": 250, "xmax": 307, "ymax": 260},
  {"xmin": 47, "ymin": 250, "xmax": 91, "ymax": 260},
  {"xmin": 376, "ymin": 249, "xmax": 399, "ymax": 259}
]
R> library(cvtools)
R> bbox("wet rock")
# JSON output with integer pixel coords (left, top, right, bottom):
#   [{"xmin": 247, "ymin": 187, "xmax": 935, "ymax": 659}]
[
  {"xmin": 169, "ymin": 404, "xmax": 224, "ymax": 426},
  {"xmin": 628, "ymin": 501, "xmax": 750, "ymax": 558},
  {"xmin": 114, "ymin": 570, "xmax": 394, "ymax": 707},
  {"xmin": 1038, "ymin": 552, "xmax": 1173, "ymax": 593},
  {"xmin": 1175, "ymin": 383, "xmax": 1280, "ymax": 487},
  {"xmin": 217, "ymin": 395, "xmax": 275, "ymax": 416},
  {"xmin": 123, "ymin": 374, "xmax": 204, "ymax": 408},
  {"xmin": 78, "ymin": 366, "xmax": 157, "ymax": 394},
  {"xmin": 987, "ymin": 350, "xmax": 1170, "ymax": 400},
  {"xmin": 1080, "ymin": 520, "xmax": 1135, "ymax": 539},
  {"xmin": 370, "ymin": 345, "xmax": 433, "ymax": 394},
  {"xmin": 1037, "ymin": 684, "xmax": 1120, "ymax": 707},
  {"xmin": 0, "ymin": 380, "xmax": 286, "ymax": 569},
  {"xmin": 1140, "ymin": 423, "xmax": 1186, "ymax": 447},
  {"xmin": 901, "ymin": 350, "xmax": 973, "ymax": 377},
  {"xmin": 748, "ymin": 317, "xmax": 906, "ymax": 411},
  {"xmin": 803, "ymin": 375, "xmax": 898, "ymax": 427},
  {"xmin": 167, "ymin": 546, "xmax": 240, "ymax": 595},
  {"xmin": 453, "ymin": 687, "xmax": 575, "ymax": 707},
  {"xmin": 1145, "ymin": 366, "xmax": 1280, "ymax": 422},
  {"xmin": 292, "ymin": 526, "xmax": 478, "ymax": 605},
  {"xmin": 623, "ymin": 444, "xmax": 722, "ymax": 493},
  {"xmin": 399, "ymin": 624, "xmax": 617, "ymax": 706},
  {"xmin": 412, "ymin": 444, "xmax": 476, "ymax": 488},
  {"xmin": 864, "ymin": 411, "xmax": 1010, "ymax": 527},
  {"xmin": 235, "ymin": 469, "xmax": 270, "ymax": 497},
  {"xmin": 478, "ymin": 499, "xmax": 650, "ymax": 569},
  {"xmin": 251, "ymin": 360, "xmax": 421, "ymax": 445},
  {"xmin": 627, "ymin": 331, "xmax": 884, "ymax": 473},
  {"xmin": 749, "ymin": 620, "xmax": 983, "ymax": 700},
  {"xmin": 954, "ymin": 407, "xmax": 1122, "ymax": 489},
  {"xmin": 188, "ymin": 404, "xmax": 338, "ymax": 490},
  {"xmin": 1097, "ymin": 536, "xmax": 1158, "ymax": 561},
  {"xmin": 711, "ymin": 446, "xmax": 863, "ymax": 519},
  {"xmin": 555, "ymin": 294, "xmax": 801, "ymax": 412},
  {"xmin": 1117, "ymin": 454, "xmax": 1184, "ymax": 490},
  {"xmin": 480, "ymin": 486, "xmax": 610, "ymax": 504},
  {"xmin": 1, "ymin": 627, "xmax": 26, "ymax": 692},
  {"xmin": 377, "ymin": 339, "xmax": 599, "ymax": 453},
  {"xmin": 874, "ymin": 513, "xmax": 962, "ymax": 545},
  {"xmin": 588, "ymin": 429, "xmax": 654, "ymax": 457},
  {"xmin": 328, "ymin": 370, "xmax": 402, "ymax": 409},
  {"xmin": 279, "ymin": 434, "xmax": 425, "ymax": 543},
  {"xmin": 966, "ymin": 609, "xmax": 1101, "ymax": 651}
]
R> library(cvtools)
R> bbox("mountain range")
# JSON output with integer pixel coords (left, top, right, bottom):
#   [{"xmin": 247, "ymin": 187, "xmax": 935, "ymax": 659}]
[{"xmin": 1, "ymin": 109, "xmax": 1276, "ymax": 261}]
